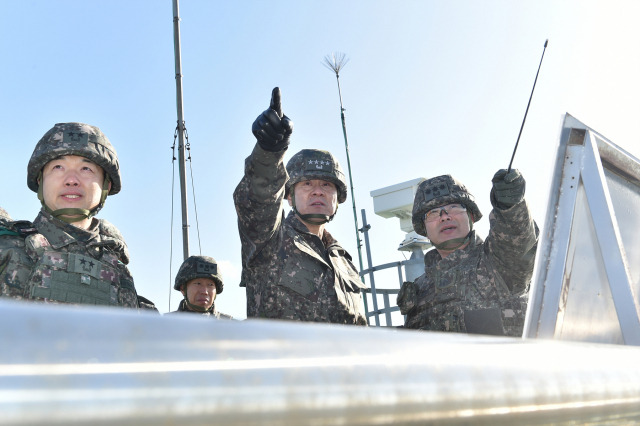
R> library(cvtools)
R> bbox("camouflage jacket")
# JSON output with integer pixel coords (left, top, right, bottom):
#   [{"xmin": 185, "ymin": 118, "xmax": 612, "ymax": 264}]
[
  {"xmin": 397, "ymin": 200, "xmax": 538, "ymax": 336},
  {"xmin": 166, "ymin": 299, "xmax": 233, "ymax": 319},
  {"xmin": 233, "ymin": 144, "xmax": 367, "ymax": 325},
  {"xmin": 0, "ymin": 210, "xmax": 138, "ymax": 308}
]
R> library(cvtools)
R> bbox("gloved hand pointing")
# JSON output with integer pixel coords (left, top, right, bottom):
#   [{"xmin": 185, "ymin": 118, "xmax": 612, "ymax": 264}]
[
  {"xmin": 491, "ymin": 169, "xmax": 526, "ymax": 209},
  {"xmin": 252, "ymin": 87, "xmax": 294, "ymax": 152}
]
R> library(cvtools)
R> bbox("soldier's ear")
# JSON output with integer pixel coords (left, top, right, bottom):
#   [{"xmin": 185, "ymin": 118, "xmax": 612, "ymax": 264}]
[{"xmin": 287, "ymin": 194, "xmax": 293, "ymax": 207}]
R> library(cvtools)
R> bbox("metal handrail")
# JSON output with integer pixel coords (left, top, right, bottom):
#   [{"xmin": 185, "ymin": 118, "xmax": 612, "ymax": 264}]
[{"xmin": 3, "ymin": 299, "xmax": 640, "ymax": 425}]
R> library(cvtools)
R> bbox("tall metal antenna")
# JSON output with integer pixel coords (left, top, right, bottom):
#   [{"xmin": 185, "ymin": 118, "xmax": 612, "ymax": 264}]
[
  {"xmin": 507, "ymin": 39, "xmax": 549, "ymax": 172},
  {"xmin": 172, "ymin": 0, "xmax": 190, "ymax": 260},
  {"xmin": 323, "ymin": 52, "xmax": 364, "ymax": 276}
]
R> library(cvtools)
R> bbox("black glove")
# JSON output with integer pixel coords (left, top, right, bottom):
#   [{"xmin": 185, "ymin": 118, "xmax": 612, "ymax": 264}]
[
  {"xmin": 252, "ymin": 87, "xmax": 293, "ymax": 152},
  {"xmin": 491, "ymin": 169, "xmax": 526, "ymax": 209}
]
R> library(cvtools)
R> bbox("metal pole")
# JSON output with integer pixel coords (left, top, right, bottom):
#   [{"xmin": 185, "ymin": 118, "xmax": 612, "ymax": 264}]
[
  {"xmin": 172, "ymin": 0, "xmax": 190, "ymax": 260},
  {"xmin": 323, "ymin": 54, "xmax": 364, "ymax": 277},
  {"xmin": 336, "ymin": 75, "xmax": 364, "ymax": 274},
  {"xmin": 361, "ymin": 209, "xmax": 380, "ymax": 326}
]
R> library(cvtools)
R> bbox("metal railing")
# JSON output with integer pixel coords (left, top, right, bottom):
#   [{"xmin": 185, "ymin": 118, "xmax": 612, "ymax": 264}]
[
  {"xmin": 3, "ymin": 299, "xmax": 640, "ymax": 425},
  {"xmin": 359, "ymin": 209, "xmax": 417, "ymax": 327}
]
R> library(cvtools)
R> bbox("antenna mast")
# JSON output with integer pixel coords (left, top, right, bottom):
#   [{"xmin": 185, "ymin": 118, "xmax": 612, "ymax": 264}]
[
  {"xmin": 323, "ymin": 53, "xmax": 365, "ymax": 276},
  {"xmin": 172, "ymin": 0, "xmax": 190, "ymax": 260},
  {"xmin": 507, "ymin": 39, "xmax": 549, "ymax": 172}
]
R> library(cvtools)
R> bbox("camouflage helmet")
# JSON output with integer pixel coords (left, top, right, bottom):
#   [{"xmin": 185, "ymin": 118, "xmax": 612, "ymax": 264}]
[
  {"xmin": 412, "ymin": 175, "xmax": 482, "ymax": 236},
  {"xmin": 174, "ymin": 255, "xmax": 223, "ymax": 294},
  {"xmin": 285, "ymin": 149, "xmax": 348, "ymax": 203},
  {"xmin": 27, "ymin": 122, "xmax": 121, "ymax": 195}
]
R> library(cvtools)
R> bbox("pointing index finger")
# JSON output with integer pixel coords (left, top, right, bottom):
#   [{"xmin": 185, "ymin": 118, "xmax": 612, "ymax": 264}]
[{"xmin": 270, "ymin": 87, "xmax": 283, "ymax": 118}]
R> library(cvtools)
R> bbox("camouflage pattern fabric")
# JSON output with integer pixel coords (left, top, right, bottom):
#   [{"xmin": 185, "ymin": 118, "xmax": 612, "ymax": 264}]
[
  {"xmin": 397, "ymin": 199, "xmax": 539, "ymax": 336},
  {"xmin": 285, "ymin": 149, "xmax": 348, "ymax": 203},
  {"xmin": 27, "ymin": 122, "xmax": 121, "ymax": 195},
  {"xmin": 412, "ymin": 174, "xmax": 482, "ymax": 237},
  {"xmin": 0, "ymin": 210, "xmax": 138, "ymax": 307},
  {"xmin": 97, "ymin": 218, "xmax": 131, "ymax": 264},
  {"xmin": 137, "ymin": 295, "xmax": 159, "ymax": 312},
  {"xmin": 173, "ymin": 255, "xmax": 224, "ymax": 294},
  {"xmin": 0, "ymin": 207, "xmax": 11, "ymax": 223},
  {"xmin": 233, "ymin": 144, "xmax": 367, "ymax": 325},
  {"xmin": 165, "ymin": 299, "xmax": 233, "ymax": 320}
]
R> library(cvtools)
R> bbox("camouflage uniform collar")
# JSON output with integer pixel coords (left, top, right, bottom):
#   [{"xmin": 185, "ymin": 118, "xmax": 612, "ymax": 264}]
[
  {"xmin": 34, "ymin": 210, "xmax": 100, "ymax": 249},
  {"xmin": 286, "ymin": 211, "xmax": 337, "ymax": 247},
  {"xmin": 424, "ymin": 231, "xmax": 483, "ymax": 267},
  {"xmin": 287, "ymin": 211, "xmax": 316, "ymax": 235},
  {"xmin": 177, "ymin": 299, "xmax": 216, "ymax": 316}
]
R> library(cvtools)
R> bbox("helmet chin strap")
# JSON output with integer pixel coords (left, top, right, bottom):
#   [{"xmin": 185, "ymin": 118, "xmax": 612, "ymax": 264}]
[
  {"xmin": 37, "ymin": 172, "xmax": 110, "ymax": 224},
  {"xmin": 432, "ymin": 212, "xmax": 474, "ymax": 252},
  {"xmin": 291, "ymin": 193, "xmax": 337, "ymax": 225}
]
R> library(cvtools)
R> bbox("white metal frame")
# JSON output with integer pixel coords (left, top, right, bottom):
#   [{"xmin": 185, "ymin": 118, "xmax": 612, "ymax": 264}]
[{"xmin": 524, "ymin": 113, "xmax": 640, "ymax": 345}]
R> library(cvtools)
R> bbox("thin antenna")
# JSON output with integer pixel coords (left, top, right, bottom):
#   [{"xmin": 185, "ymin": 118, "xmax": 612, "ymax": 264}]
[
  {"xmin": 507, "ymin": 39, "xmax": 549, "ymax": 172},
  {"xmin": 323, "ymin": 52, "xmax": 365, "ymax": 277}
]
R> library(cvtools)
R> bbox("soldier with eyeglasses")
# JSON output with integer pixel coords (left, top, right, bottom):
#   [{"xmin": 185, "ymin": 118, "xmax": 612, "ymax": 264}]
[{"xmin": 397, "ymin": 170, "xmax": 539, "ymax": 336}]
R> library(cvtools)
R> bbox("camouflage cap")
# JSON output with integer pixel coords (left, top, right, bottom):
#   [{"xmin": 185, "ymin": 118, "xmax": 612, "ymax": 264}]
[
  {"xmin": 27, "ymin": 122, "xmax": 121, "ymax": 195},
  {"xmin": 174, "ymin": 255, "xmax": 224, "ymax": 294},
  {"xmin": 412, "ymin": 174, "xmax": 482, "ymax": 236},
  {"xmin": 285, "ymin": 149, "xmax": 348, "ymax": 203}
]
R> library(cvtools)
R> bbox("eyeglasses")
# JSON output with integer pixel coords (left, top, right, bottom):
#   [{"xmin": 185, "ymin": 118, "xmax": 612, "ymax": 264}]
[{"xmin": 424, "ymin": 203, "xmax": 467, "ymax": 222}]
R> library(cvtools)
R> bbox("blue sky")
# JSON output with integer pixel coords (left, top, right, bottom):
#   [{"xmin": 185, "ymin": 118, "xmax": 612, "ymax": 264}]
[{"xmin": 1, "ymin": 1, "xmax": 639, "ymax": 318}]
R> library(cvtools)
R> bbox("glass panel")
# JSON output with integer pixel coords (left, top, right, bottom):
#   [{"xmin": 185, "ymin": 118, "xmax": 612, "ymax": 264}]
[
  {"xmin": 557, "ymin": 179, "xmax": 623, "ymax": 344},
  {"xmin": 604, "ymin": 168, "xmax": 640, "ymax": 299}
]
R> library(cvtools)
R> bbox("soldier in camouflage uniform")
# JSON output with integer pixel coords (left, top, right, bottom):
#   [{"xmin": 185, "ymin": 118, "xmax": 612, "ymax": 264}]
[
  {"xmin": 166, "ymin": 255, "xmax": 232, "ymax": 319},
  {"xmin": 397, "ymin": 171, "xmax": 539, "ymax": 336},
  {"xmin": 0, "ymin": 122, "xmax": 140, "ymax": 308},
  {"xmin": 233, "ymin": 88, "xmax": 367, "ymax": 325}
]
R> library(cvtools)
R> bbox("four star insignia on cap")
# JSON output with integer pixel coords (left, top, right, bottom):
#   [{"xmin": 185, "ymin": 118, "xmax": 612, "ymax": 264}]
[{"xmin": 305, "ymin": 159, "xmax": 333, "ymax": 170}]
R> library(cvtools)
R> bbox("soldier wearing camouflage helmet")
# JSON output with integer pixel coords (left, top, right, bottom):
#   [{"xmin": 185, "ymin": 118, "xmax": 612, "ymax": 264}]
[
  {"xmin": 0, "ymin": 122, "xmax": 142, "ymax": 308},
  {"xmin": 233, "ymin": 88, "xmax": 367, "ymax": 325},
  {"xmin": 397, "ymin": 170, "xmax": 539, "ymax": 336},
  {"xmin": 166, "ymin": 255, "xmax": 232, "ymax": 319}
]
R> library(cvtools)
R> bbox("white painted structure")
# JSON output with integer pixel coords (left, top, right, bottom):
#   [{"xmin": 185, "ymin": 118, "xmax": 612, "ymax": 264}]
[{"xmin": 525, "ymin": 114, "xmax": 640, "ymax": 345}]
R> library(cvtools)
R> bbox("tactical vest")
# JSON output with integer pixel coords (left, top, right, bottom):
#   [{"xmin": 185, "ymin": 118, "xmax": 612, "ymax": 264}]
[{"xmin": 23, "ymin": 231, "xmax": 136, "ymax": 306}]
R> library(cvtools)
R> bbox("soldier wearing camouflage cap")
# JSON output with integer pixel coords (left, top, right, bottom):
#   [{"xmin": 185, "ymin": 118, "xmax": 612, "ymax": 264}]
[
  {"xmin": 0, "ymin": 122, "xmax": 142, "ymax": 308},
  {"xmin": 233, "ymin": 88, "xmax": 367, "ymax": 324},
  {"xmin": 397, "ymin": 170, "xmax": 539, "ymax": 336},
  {"xmin": 166, "ymin": 255, "xmax": 232, "ymax": 319}
]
